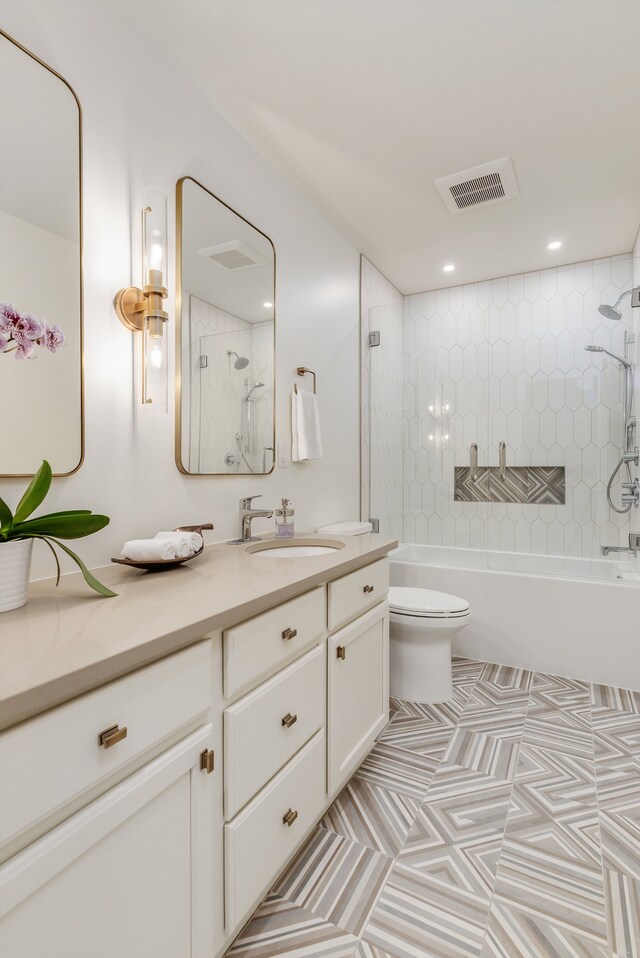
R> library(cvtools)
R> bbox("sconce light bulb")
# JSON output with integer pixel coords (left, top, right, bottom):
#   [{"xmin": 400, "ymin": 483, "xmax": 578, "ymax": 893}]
[{"xmin": 150, "ymin": 341, "xmax": 163, "ymax": 370}]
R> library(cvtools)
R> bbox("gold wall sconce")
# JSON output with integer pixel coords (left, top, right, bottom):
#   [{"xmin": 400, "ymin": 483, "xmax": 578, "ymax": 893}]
[{"xmin": 114, "ymin": 188, "xmax": 169, "ymax": 411}]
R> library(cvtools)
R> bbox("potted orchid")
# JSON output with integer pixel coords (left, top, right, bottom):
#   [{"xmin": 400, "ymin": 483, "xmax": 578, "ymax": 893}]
[
  {"xmin": 0, "ymin": 302, "xmax": 65, "ymax": 359},
  {"xmin": 0, "ymin": 461, "xmax": 116, "ymax": 612}
]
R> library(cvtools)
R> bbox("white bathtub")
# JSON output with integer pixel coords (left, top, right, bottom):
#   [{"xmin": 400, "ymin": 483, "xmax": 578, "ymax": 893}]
[{"xmin": 391, "ymin": 543, "xmax": 640, "ymax": 689}]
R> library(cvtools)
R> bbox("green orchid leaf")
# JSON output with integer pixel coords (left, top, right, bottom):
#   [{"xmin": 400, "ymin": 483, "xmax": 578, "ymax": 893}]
[
  {"xmin": 13, "ymin": 461, "xmax": 52, "ymax": 524},
  {"xmin": 0, "ymin": 496, "xmax": 13, "ymax": 539},
  {"xmin": 47, "ymin": 537, "xmax": 118, "ymax": 598},
  {"xmin": 11, "ymin": 513, "xmax": 110, "ymax": 540},
  {"xmin": 28, "ymin": 534, "xmax": 62, "ymax": 586}
]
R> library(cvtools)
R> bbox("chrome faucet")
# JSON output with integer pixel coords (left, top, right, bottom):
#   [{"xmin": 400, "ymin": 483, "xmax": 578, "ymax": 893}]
[
  {"xmin": 601, "ymin": 533, "xmax": 640, "ymax": 558},
  {"xmin": 228, "ymin": 495, "xmax": 274, "ymax": 544}
]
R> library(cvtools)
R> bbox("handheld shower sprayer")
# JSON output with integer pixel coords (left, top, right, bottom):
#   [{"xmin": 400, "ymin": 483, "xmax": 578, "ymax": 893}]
[{"xmin": 585, "ymin": 340, "xmax": 637, "ymax": 512}]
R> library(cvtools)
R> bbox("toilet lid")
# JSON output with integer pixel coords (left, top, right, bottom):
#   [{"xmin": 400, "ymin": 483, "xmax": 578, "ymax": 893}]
[{"xmin": 389, "ymin": 586, "xmax": 470, "ymax": 617}]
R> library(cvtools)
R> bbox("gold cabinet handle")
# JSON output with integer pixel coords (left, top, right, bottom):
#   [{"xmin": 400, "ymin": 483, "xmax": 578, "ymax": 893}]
[
  {"xmin": 363, "ymin": 584, "xmax": 374, "ymax": 594},
  {"xmin": 200, "ymin": 748, "xmax": 215, "ymax": 774},
  {"xmin": 337, "ymin": 645, "xmax": 346, "ymax": 660},
  {"xmin": 282, "ymin": 627, "xmax": 298, "ymax": 641},
  {"xmin": 283, "ymin": 808, "xmax": 298, "ymax": 827},
  {"xmin": 98, "ymin": 724, "xmax": 128, "ymax": 749},
  {"xmin": 282, "ymin": 712, "xmax": 298, "ymax": 728}
]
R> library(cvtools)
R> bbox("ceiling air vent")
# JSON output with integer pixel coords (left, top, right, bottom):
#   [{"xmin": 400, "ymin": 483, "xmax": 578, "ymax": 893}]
[
  {"xmin": 197, "ymin": 240, "xmax": 268, "ymax": 270},
  {"xmin": 435, "ymin": 157, "xmax": 519, "ymax": 215}
]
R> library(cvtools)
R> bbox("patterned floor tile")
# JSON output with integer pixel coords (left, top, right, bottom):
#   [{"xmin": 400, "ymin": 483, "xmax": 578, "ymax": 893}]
[
  {"xmin": 532, "ymin": 671, "xmax": 590, "ymax": 709},
  {"xmin": 397, "ymin": 782, "xmax": 510, "ymax": 897},
  {"xmin": 273, "ymin": 826, "xmax": 393, "ymax": 937},
  {"xmin": 226, "ymin": 662, "xmax": 638, "ymax": 958},
  {"xmin": 591, "ymin": 684, "xmax": 640, "ymax": 716},
  {"xmin": 480, "ymin": 663, "xmax": 532, "ymax": 693},
  {"xmin": 444, "ymin": 728, "xmax": 520, "ymax": 783},
  {"xmin": 504, "ymin": 784, "xmax": 602, "ymax": 866},
  {"xmin": 457, "ymin": 686, "xmax": 528, "ymax": 742},
  {"xmin": 362, "ymin": 861, "xmax": 489, "ymax": 958},
  {"xmin": 512, "ymin": 744, "xmax": 598, "ymax": 814},
  {"xmin": 226, "ymin": 893, "xmax": 358, "ymax": 957},
  {"xmin": 321, "ymin": 776, "xmax": 419, "ymax": 857},
  {"xmin": 604, "ymin": 868, "xmax": 640, "ymax": 958},
  {"xmin": 392, "ymin": 694, "xmax": 467, "ymax": 726},
  {"xmin": 480, "ymin": 898, "xmax": 608, "ymax": 958},
  {"xmin": 521, "ymin": 706, "xmax": 594, "ymax": 758},
  {"xmin": 378, "ymin": 712, "xmax": 455, "ymax": 756},
  {"xmin": 599, "ymin": 807, "xmax": 640, "ymax": 882},
  {"xmin": 492, "ymin": 835, "xmax": 608, "ymax": 938},
  {"xmin": 356, "ymin": 742, "xmax": 439, "ymax": 799}
]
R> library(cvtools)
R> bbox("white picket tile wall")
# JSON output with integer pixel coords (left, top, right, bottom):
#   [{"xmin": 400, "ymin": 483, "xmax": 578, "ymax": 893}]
[{"xmin": 403, "ymin": 254, "xmax": 635, "ymax": 557}]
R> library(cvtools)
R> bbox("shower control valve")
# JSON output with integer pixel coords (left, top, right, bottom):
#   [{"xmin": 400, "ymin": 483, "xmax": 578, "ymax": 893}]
[{"xmin": 621, "ymin": 479, "xmax": 639, "ymax": 507}]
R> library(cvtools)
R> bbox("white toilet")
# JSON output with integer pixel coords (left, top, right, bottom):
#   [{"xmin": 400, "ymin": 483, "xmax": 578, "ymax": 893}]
[{"xmin": 389, "ymin": 586, "xmax": 471, "ymax": 704}]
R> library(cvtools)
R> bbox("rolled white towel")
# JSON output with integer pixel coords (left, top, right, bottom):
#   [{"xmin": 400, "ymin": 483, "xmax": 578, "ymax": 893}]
[
  {"xmin": 155, "ymin": 530, "xmax": 203, "ymax": 556},
  {"xmin": 121, "ymin": 539, "xmax": 179, "ymax": 562}
]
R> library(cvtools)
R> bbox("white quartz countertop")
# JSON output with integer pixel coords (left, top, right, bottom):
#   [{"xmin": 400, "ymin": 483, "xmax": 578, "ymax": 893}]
[{"xmin": 0, "ymin": 533, "xmax": 397, "ymax": 731}]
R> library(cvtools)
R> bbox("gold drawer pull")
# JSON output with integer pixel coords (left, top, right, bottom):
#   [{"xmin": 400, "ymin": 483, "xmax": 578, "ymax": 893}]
[
  {"xmin": 283, "ymin": 808, "xmax": 298, "ymax": 827},
  {"xmin": 282, "ymin": 627, "xmax": 298, "ymax": 641},
  {"xmin": 200, "ymin": 748, "xmax": 215, "ymax": 774},
  {"xmin": 98, "ymin": 724, "xmax": 128, "ymax": 749},
  {"xmin": 363, "ymin": 584, "xmax": 375, "ymax": 594},
  {"xmin": 337, "ymin": 645, "xmax": 346, "ymax": 660},
  {"xmin": 282, "ymin": 712, "xmax": 298, "ymax": 728}
]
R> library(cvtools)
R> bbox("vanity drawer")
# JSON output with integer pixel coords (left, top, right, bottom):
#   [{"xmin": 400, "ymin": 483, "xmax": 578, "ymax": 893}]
[
  {"xmin": 224, "ymin": 644, "xmax": 325, "ymax": 818},
  {"xmin": 327, "ymin": 558, "xmax": 389, "ymax": 631},
  {"xmin": 223, "ymin": 586, "xmax": 326, "ymax": 696},
  {"xmin": 225, "ymin": 730, "xmax": 325, "ymax": 931},
  {"xmin": 0, "ymin": 640, "xmax": 213, "ymax": 851}
]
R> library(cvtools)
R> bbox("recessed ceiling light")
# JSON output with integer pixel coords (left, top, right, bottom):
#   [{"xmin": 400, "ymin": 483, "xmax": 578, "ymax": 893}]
[
  {"xmin": 443, "ymin": 264, "xmax": 455, "ymax": 272},
  {"xmin": 263, "ymin": 301, "xmax": 273, "ymax": 308},
  {"xmin": 547, "ymin": 240, "xmax": 562, "ymax": 250}
]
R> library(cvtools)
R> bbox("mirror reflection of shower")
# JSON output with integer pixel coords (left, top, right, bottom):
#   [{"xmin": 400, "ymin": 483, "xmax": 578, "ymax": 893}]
[
  {"xmin": 223, "ymin": 345, "xmax": 267, "ymax": 472},
  {"xmin": 585, "ymin": 333, "xmax": 638, "ymax": 513}
]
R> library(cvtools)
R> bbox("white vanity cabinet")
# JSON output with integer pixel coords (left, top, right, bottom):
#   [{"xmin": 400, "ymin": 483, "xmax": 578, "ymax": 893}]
[
  {"xmin": 0, "ymin": 549, "xmax": 392, "ymax": 958},
  {"xmin": 327, "ymin": 602, "xmax": 389, "ymax": 795},
  {"xmin": 0, "ymin": 640, "xmax": 223, "ymax": 958}
]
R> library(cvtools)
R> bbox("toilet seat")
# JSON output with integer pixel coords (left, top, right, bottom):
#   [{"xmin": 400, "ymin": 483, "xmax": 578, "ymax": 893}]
[{"xmin": 389, "ymin": 586, "xmax": 470, "ymax": 619}]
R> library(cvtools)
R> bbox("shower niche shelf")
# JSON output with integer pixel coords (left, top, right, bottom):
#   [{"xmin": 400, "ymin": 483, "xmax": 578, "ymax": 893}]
[{"xmin": 454, "ymin": 465, "xmax": 565, "ymax": 505}]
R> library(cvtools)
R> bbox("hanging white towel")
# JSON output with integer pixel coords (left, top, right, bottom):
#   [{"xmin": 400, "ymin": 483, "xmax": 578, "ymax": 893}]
[
  {"xmin": 155, "ymin": 531, "xmax": 203, "ymax": 556},
  {"xmin": 292, "ymin": 386, "xmax": 323, "ymax": 461},
  {"xmin": 121, "ymin": 539, "xmax": 178, "ymax": 561}
]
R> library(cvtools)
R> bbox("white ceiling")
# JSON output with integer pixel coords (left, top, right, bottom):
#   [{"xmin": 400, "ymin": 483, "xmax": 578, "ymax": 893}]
[{"xmin": 114, "ymin": 0, "xmax": 640, "ymax": 293}]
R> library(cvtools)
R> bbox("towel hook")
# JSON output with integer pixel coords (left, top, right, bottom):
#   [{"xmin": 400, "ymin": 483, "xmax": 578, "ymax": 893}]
[{"xmin": 295, "ymin": 366, "xmax": 317, "ymax": 394}]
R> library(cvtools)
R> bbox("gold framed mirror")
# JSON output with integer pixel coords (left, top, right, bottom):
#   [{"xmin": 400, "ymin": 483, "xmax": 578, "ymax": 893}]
[
  {"xmin": 176, "ymin": 176, "xmax": 275, "ymax": 475},
  {"xmin": 0, "ymin": 30, "xmax": 83, "ymax": 476}
]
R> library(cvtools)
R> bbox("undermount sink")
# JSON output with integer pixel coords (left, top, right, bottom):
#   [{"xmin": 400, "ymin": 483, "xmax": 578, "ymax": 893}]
[{"xmin": 246, "ymin": 538, "xmax": 344, "ymax": 558}]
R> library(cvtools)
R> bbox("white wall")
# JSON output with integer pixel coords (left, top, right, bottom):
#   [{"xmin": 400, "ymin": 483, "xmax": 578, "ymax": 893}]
[{"xmin": 0, "ymin": 1, "xmax": 361, "ymax": 579}]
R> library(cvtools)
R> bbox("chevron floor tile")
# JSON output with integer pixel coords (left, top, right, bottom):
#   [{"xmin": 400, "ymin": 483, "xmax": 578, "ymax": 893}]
[{"xmin": 225, "ymin": 661, "xmax": 640, "ymax": 958}]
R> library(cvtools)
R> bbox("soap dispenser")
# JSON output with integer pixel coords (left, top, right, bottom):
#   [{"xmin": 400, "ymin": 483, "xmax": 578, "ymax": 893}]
[{"xmin": 275, "ymin": 499, "xmax": 295, "ymax": 538}]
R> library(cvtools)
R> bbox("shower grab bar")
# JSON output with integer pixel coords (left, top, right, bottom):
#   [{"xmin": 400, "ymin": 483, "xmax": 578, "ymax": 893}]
[
  {"xmin": 469, "ymin": 443, "xmax": 478, "ymax": 481},
  {"xmin": 498, "ymin": 441, "xmax": 507, "ymax": 481}
]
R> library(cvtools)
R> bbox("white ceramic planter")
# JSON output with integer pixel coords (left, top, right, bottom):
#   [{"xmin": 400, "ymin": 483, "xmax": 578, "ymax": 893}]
[{"xmin": 0, "ymin": 539, "xmax": 34, "ymax": 613}]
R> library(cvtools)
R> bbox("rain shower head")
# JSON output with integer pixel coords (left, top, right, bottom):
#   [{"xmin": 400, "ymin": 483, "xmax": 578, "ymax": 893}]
[
  {"xmin": 585, "ymin": 344, "xmax": 631, "ymax": 369},
  {"xmin": 227, "ymin": 349, "xmax": 249, "ymax": 370},
  {"xmin": 598, "ymin": 288, "xmax": 638, "ymax": 322},
  {"xmin": 598, "ymin": 303, "xmax": 623, "ymax": 322}
]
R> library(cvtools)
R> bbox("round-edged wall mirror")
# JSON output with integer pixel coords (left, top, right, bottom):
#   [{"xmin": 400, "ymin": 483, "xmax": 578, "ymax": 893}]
[
  {"xmin": 176, "ymin": 176, "xmax": 275, "ymax": 476},
  {"xmin": 0, "ymin": 31, "xmax": 83, "ymax": 476}
]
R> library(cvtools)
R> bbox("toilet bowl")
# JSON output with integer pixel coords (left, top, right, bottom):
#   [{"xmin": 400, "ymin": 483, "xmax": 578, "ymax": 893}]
[{"xmin": 389, "ymin": 586, "xmax": 471, "ymax": 704}]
